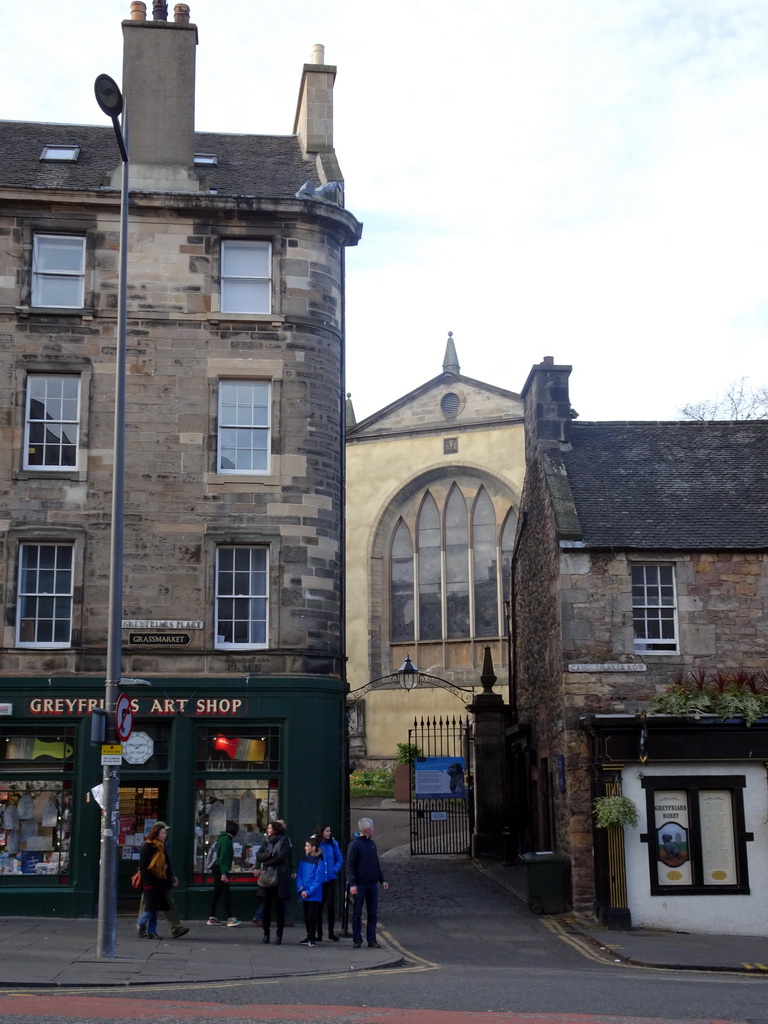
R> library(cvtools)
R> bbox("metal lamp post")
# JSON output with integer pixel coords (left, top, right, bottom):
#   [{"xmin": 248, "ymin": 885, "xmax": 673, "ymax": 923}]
[{"xmin": 94, "ymin": 73, "xmax": 129, "ymax": 960}]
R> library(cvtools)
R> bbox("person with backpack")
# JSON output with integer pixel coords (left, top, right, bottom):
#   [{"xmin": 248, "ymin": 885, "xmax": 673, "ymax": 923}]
[{"xmin": 206, "ymin": 820, "xmax": 241, "ymax": 927}]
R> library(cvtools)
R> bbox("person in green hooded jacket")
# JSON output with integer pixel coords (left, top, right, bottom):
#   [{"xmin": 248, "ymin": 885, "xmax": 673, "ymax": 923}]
[{"xmin": 207, "ymin": 820, "xmax": 241, "ymax": 926}]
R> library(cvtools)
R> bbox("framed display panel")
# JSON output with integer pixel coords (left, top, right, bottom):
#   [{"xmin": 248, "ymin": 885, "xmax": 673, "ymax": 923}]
[{"xmin": 641, "ymin": 775, "xmax": 751, "ymax": 895}]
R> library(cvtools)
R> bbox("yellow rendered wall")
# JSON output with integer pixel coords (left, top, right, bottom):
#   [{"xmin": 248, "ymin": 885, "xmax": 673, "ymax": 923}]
[{"xmin": 345, "ymin": 422, "xmax": 525, "ymax": 758}]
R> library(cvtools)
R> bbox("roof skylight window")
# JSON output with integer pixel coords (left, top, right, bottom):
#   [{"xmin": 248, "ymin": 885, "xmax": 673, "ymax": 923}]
[
  {"xmin": 194, "ymin": 153, "xmax": 218, "ymax": 166},
  {"xmin": 40, "ymin": 145, "xmax": 80, "ymax": 162}
]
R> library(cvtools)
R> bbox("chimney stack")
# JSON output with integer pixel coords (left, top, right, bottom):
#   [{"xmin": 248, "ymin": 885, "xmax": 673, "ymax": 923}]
[
  {"xmin": 520, "ymin": 357, "xmax": 574, "ymax": 459},
  {"xmin": 119, "ymin": 3, "xmax": 199, "ymax": 191},
  {"xmin": 294, "ymin": 43, "xmax": 336, "ymax": 162}
]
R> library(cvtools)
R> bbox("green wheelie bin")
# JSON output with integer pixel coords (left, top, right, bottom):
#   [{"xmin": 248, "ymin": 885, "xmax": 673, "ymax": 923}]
[{"xmin": 521, "ymin": 851, "xmax": 568, "ymax": 914}]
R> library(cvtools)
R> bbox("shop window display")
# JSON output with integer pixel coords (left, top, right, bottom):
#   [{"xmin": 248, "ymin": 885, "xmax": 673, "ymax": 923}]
[
  {"xmin": 0, "ymin": 781, "xmax": 72, "ymax": 877},
  {"xmin": 118, "ymin": 785, "xmax": 163, "ymax": 861},
  {"xmin": 196, "ymin": 725, "xmax": 279, "ymax": 771},
  {"xmin": 0, "ymin": 729, "xmax": 75, "ymax": 772},
  {"xmin": 194, "ymin": 779, "xmax": 279, "ymax": 880}
]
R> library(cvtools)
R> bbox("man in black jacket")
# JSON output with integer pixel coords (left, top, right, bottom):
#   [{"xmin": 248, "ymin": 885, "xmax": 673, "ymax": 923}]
[{"xmin": 346, "ymin": 817, "xmax": 388, "ymax": 948}]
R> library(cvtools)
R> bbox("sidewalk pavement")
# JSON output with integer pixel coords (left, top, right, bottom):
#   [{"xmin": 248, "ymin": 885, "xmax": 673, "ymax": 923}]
[
  {"xmin": 0, "ymin": 846, "xmax": 766, "ymax": 987},
  {"xmin": 0, "ymin": 916, "xmax": 402, "ymax": 987},
  {"xmin": 477, "ymin": 857, "xmax": 768, "ymax": 974}
]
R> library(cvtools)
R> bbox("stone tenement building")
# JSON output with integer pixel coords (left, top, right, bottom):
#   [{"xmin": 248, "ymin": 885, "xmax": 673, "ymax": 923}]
[
  {"xmin": 0, "ymin": 3, "xmax": 361, "ymax": 917},
  {"xmin": 514, "ymin": 357, "xmax": 768, "ymax": 935}
]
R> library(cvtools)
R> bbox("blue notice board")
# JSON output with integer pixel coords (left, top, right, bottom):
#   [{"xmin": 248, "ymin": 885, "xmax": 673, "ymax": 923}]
[{"xmin": 414, "ymin": 756, "xmax": 466, "ymax": 799}]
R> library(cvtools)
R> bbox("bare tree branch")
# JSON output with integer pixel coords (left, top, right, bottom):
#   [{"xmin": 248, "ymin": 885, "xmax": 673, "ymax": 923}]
[{"xmin": 679, "ymin": 377, "xmax": 768, "ymax": 420}]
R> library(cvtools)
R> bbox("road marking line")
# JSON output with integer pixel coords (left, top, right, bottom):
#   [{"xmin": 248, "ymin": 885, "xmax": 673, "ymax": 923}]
[{"xmin": 378, "ymin": 925, "xmax": 440, "ymax": 970}]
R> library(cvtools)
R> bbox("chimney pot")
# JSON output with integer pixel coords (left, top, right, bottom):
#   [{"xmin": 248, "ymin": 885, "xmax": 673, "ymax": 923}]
[
  {"xmin": 174, "ymin": 3, "xmax": 190, "ymax": 23},
  {"xmin": 311, "ymin": 43, "xmax": 325, "ymax": 65},
  {"xmin": 542, "ymin": 356, "xmax": 554, "ymax": 366},
  {"xmin": 153, "ymin": 0, "xmax": 168, "ymax": 20},
  {"xmin": 129, "ymin": 1, "xmax": 147, "ymax": 19}
]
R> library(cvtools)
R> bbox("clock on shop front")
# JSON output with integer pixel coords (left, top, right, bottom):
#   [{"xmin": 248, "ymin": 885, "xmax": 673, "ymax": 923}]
[{"xmin": 121, "ymin": 731, "xmax": 154, "ymax": 765}]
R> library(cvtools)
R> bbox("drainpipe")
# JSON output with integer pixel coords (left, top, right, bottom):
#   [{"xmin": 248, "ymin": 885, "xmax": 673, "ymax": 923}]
[{"xmin": 507, "ymin": 511, "xmax": 527, "ymax": 724}]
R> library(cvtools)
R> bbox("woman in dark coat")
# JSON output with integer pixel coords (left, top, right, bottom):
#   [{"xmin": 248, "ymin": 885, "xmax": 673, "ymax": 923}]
[
  {"xmin": 137, "ymin": 822, "xmax": 172, "ymax": 938},
  {"xmin": 255, "ymin": 820, "xmax": 292, "ymax": 943}
]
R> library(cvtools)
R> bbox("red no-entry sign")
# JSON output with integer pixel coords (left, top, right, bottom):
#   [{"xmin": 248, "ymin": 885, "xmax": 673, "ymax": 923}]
[{"xmin": 115, "ymin": 693, "xmax": 133, "ymax": 742}]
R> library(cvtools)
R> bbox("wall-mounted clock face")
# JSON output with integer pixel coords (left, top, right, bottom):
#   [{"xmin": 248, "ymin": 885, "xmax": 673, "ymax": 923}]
[{"xmin": 122, "ymin": 731, "xmax": 154, "ymax": 765}]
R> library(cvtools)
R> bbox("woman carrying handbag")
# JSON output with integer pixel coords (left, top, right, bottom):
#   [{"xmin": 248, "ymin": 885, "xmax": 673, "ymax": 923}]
[{"xmin": 255, "ymin": 820, "xmax": 292, "ymax": 943}]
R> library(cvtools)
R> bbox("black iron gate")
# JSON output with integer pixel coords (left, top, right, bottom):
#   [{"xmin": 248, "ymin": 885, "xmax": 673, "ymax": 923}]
[{"xmin": 409, "ymin": 716, "xmax": 473, "ymax": 855}]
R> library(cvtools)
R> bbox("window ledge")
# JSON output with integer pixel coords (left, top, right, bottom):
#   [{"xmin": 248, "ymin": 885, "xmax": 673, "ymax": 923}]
[
  {"xmin": 214, "ymin": 645, "xmax": 269, "ymax": 652},
  {"xmin": 206, "ymin": 473, "xmax": 279, "ymax": 487},
  {"xmin": 14, "ymin": 469, "xmax": 86, "ymax": 482},
  {"xmin": 208, "ymin": 312, "xmax": 284, "ymax": 325},
  {"xmin": 17, "ymin": 306, "xmax": 95, "ymax": 318},
  {"xmin": 633, "ymin": 650, "xmax": 680, "ymax": 657},
  {"xmin": 16, "ymin": 644, "xmax": 72, "ymax": 650}
]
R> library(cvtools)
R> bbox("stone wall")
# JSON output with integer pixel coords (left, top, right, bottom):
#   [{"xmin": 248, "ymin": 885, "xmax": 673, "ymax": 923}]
[
  {"xmin": 0, "ymin": 194, "xmax": 356, "ymax": 678},
  {"xmin": 514, "ymin": 452, "xmax": 588, "ymax": 880},
  {"xmin": 516, "ymin": 487, "xmax": 768, "ymax": 913},
  {"xmin": 561, "ymin": 549, "xmax": 768, "ymax": 708}
]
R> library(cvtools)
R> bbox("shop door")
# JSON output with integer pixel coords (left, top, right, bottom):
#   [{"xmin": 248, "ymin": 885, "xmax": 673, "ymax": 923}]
[{"xmin": 116, "ymin": 782, "xmax": 169, "ymax": 906}]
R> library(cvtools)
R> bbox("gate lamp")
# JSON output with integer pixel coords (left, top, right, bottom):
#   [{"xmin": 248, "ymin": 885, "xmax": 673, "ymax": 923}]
[{"xmin": 397, "ymin": 656, "xmax": 419, "ymax": 691}]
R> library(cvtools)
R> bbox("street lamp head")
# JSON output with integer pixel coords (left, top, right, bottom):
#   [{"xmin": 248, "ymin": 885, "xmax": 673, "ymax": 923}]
[
  {"xmin": 397, "ymin": 655, "xmax": 419, "ymax": 691},
  {"xmin": 94, "ymin": 74, "xmax": 123, "ymax": 118}
]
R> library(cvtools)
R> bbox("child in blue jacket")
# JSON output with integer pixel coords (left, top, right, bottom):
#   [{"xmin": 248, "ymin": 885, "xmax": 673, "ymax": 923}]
[{"xmin": 296, "ymin": 835, "xmax": 325, "ymax": 946}]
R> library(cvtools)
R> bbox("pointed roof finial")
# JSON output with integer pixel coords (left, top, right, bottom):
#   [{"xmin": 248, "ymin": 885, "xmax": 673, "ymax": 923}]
[
  {"xmin": 345, "ymin": 392, "xmax": 356, "ymax": 429},
  {"xmin": 442, "ymin": 331, "xmax": 460, "ymax": 375}
]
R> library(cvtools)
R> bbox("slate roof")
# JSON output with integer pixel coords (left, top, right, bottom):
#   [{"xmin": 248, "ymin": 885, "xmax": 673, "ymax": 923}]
[
  {"xmin": 0, "ymin": 120, "xmax": 313, "ymax": 199},
  {"xmin": 560, "ymin": 420, "xmax": 768, "ymax": 550}
]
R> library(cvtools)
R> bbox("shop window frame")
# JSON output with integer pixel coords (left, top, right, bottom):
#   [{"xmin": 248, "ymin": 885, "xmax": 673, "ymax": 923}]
[
  {"xmin": 0, "ymin": 725, "xmax": 77, "ymax": 883},
  {"xmin": 196, "ymin": 724, "xmax": 279, "ymax": 772},
  {"xmin": 193, "ymin": 724, "xmax": 282, "ymax": 884}
]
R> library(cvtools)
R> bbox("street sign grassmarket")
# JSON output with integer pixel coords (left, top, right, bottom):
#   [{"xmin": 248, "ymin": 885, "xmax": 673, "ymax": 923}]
[{"xmin": 129, "ymin": 632, "xmax": 191, "ymax": 646}]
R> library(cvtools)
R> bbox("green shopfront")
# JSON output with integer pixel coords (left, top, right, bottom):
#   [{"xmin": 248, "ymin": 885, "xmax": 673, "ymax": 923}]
[{"xmin": 0, "ymin": 675, "xmax": 345, "ymax": 918}]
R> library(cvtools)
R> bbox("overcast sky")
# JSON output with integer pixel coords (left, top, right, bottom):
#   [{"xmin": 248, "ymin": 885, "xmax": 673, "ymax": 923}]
[{"xmin": 3, "ymin": 0, "xmax": 766, "ymax": 422}]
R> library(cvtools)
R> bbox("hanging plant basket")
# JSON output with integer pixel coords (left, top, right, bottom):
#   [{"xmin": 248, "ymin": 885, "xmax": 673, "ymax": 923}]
[{"xmin": 593, "ymin": 795, "xmax": 639, "ymax": 830}]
